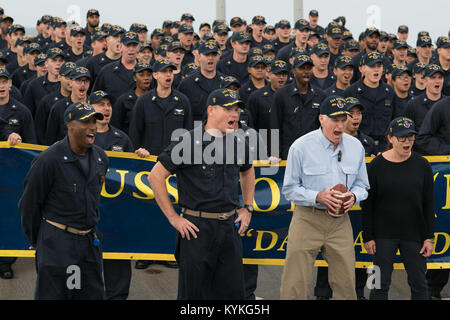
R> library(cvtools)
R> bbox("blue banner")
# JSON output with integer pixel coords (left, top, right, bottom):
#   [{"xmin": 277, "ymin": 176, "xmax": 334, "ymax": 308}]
[{"xmin": 0, "ymin": 142, "xmax": 449, "ymax": 269}]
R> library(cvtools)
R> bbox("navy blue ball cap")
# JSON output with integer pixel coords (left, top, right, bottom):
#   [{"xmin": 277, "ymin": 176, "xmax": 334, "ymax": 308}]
[
  {"xmin": 423, "ymin": 64, "xmax": 444, "ymax": 78},
  {"xmin": 0, "ymin": 68, "xmax": 11, "ymax": 79},
  {"xmin": 334, "ymin": 55, "xmax": 354, "ymax": 69},
  {"xmin": 59, "ymin": 61, "xmax": 77, "ymax": 76},
  {"xmin": 295, "ymin": 19, "xmax": 311, "ymax": 31},
  {"xmin": 388, "ymin": 117, "xmax": 417, "ymax": 137},
  {"xmin": 270, "ymin": 59, "xmax": 290, "ymax": 74},
  {"xmin": 152, "ymin": 58, "xmax": 177, "ymax": 72},
  {"xmin": 207, "ymin": 88, "xmax": 245, "ymax": 109},
  {"xmin": 311, "ymin": 42, "xmax": 330, "ymax": 56},
  {"xmin": 121, "ymin": 31, "xmax": 140, "ymax": 45},
  {"xmin": 361, "ymin": 51, "xmax": 384, "ymax": 67},
  {"xmin": 345, "ymin": 97, "xmax": 364, "ymax": 111},
  {"xmin": 64, "ymin": 102, "xmax": 104, "ymax": 124},
  {"xmin": 220, "ymin": 76, "xmax": 240, "ymax": 89},
  {"xmin": 248, "ymin": 55, "xmax": 268, "ymax": 67},
  {"xmin": 198, "ymin": 39, "xmax": 220, "ymax": 54},
  {"xmin": 133, "ymin": 61, "xmax": 153, "ymax": 73},
  {"xmin": 70, "ymin": 66, "xmax": 91, "ymax": 80},
  {"xmin": 320, "ymin": 95, "xmax": 351, "ymax": 118},
  {"xmin": 391, "ymin": 65, "xmax": 412, "ymax": 78},
  {"xmin": 292, "ymin": 54, "xmax": 313, "ymax": 68},
  {"xmin": 88, "ymin": 90, "xmax": 115, "ymax": 105},
  {"xmin": 231, "ymin": 31, "xmax": 251, "ymax": 43},
  {"xmin": 393, "ymin": 39, "xmax": 408, "ymax": 50},
  {"xmin": 178, "ymin": 24, "xmax": 194, "ymax": 34},
  {"xmin": 46, "ymin": 47, "xmax": 65, "ymax": 60},
  {"xmin": 417, "ymin": 35, "xmax": 432, "ymax": 47}
]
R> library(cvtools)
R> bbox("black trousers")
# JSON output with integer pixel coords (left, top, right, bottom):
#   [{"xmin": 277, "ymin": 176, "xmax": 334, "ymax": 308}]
[
  {"xmin": 103, "ymin": 259, "xmax": 132, "ymax": 300},
  {"xmin": 175, "ymin": 214, "xmax": 245, "ymax": 300},
  {"xmin": 426, "ymin": 269, "xmax": 450, "ymax": 298},
  {"xmin": 369, "ymin": 238, "xmax": 429, "ymax": 300},
  {"xmin": 314, "ymin": 266, "xmax": 367, "ymax": 298},
  {"xmin": 35, "ymin": 222, "xmax": 105, "ymax": 300},
  {"xmin": 0, "ymin": 257, "xmax": 17, "ymax": 271},
  {"xmin": 243, "ymin": 264, "xmax": 258, "ymax": 300}
]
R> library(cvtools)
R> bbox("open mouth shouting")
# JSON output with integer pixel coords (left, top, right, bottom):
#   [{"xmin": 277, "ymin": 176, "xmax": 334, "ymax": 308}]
[{"xmin": 86, "ymin": 132, "xmax": 96, "ymax": 144}]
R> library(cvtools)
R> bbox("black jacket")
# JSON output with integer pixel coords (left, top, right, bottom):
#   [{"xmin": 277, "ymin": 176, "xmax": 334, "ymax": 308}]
[
  {"xmin": 18, "ymin": 136, "xmax": 108, "ymax": 246},
  {"xmin": 415, "ymin": 96, "xmax": 450, "ymax": 155},
  {"xmin": 23, "ymin": 74, "xmax": 60, "ymax": 117},
  {"xmin": 344, "ymin": 79, "xmax": 399, "ymax": 141},
  {"xmin": 129, "ymin": 88, "xmax": 193, "ymax": 156},
  {"xmin": 0, "ymin": 97, "xmax": 36, "ymax": 143},
  {"xmin": 178, "ymin": 70, "xmax": 225, "ymax": 123},
  {"xmin": 271, "ymin": 82, "xmax": 326, "ymax": 159},
  {"xmin": 92, "ymin": 60, "xmax": 135, "ymax": 101}
]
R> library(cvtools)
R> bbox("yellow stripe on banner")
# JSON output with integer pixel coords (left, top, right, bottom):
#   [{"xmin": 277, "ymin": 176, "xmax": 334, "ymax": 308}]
[
  {"xmin": 1, "ymin": 251, "xmax": 449, "ymax": 269},
  {"xmin": 2, "ymin": 143, "xmax": 450, "ymax": 165}
]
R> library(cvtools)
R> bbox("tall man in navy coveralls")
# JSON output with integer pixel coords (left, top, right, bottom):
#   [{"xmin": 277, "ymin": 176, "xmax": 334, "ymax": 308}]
[
  {"xmin": 149, "ymin": 88, "xmax": 255, "ymax": 299},
  {"xmin": 18, "ymin": 101, "xmax": 107, "ymax": 299}
]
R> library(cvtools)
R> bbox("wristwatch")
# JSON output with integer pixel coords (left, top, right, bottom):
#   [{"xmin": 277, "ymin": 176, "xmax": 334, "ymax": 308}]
[{"xmin": 243, "ymin": 204, "xmax": 254, "ymax": 213}]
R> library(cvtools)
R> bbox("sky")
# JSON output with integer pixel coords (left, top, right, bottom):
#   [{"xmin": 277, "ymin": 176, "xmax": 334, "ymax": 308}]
[{"xmin": 2, "ymin": 0, "xmax": 449, "ymax": 47}]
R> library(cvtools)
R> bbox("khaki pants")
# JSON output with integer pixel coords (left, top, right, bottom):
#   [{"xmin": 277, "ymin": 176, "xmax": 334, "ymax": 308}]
[{"xmin": 280, "ymin": 206, "xmax": 357, "ymax": 300}]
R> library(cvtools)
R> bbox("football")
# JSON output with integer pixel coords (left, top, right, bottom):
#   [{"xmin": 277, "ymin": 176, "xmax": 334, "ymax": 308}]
[{"xmin": 327, "ymin": 184, "xmax": 352, "ymax": 217}]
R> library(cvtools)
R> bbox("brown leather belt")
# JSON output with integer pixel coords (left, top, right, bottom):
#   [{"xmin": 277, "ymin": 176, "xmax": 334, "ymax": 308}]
[
  {"xmin": 181, "ymin": 208, "xmax": 236, "ymax": 220},
  {"xmin": 43, "ymin": 218, "xmax": 92, "ymax": 235},
  {"xmin": 305, "ymin": 206, "xmax": 327, "ymax": 213}
]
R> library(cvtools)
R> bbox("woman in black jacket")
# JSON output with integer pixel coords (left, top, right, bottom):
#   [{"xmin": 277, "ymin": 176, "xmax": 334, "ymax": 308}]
[{"xmin": 361, "ymin": 117, "xmax": 435, "ymax": 300}]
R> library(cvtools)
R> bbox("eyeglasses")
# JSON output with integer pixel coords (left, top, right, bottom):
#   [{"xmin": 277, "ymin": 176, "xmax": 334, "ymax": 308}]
[
  {"xmin": 396, "ymin": 135, "xmax": 415, "ymax": 142},
  {"xmin": 397, "ymin": 75, "xmax": 412, "ymax": 80}
]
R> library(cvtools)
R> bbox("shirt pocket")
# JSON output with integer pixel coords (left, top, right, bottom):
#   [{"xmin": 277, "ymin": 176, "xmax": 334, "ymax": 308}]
[
  {"xmin": 340, "ymin": 165, "xmax": 359, "ymax": 188},
  {"xmin": 303, "ymin": 165, "xmax": 327, "ymax": 176}
]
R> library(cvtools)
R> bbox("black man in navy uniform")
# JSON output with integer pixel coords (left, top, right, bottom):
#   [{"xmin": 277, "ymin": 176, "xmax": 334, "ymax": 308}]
[
  {"xmin": 18, "ymin": 101, "xmax": 107, "ymax": 299},
  {"xmin": 271, "ymin": 54, "xmax": 327, "ymax": 159}
]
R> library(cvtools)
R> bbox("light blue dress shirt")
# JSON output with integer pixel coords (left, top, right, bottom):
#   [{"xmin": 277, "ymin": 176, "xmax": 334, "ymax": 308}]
[{"xmin": 282, "ymin": 128, "xmax": 370, "ymax": 209}]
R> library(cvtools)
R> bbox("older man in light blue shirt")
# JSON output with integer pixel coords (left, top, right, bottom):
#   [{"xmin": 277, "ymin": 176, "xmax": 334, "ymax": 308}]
[{"xmin": 280, "ymin": 95, "xmax": 370, "ymax": 300}]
